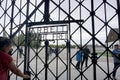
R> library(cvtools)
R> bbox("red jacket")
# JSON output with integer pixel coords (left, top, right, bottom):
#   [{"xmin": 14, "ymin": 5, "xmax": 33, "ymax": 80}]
[{"xmin": 0, "ymin": 51, "xmax": 13, "ymax": 80}]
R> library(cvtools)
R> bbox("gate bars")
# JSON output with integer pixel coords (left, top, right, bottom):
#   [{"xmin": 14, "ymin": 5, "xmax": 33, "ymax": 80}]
[{"xmin": 0, "ymin": 0, "xmax": 120, "ymax": 80}]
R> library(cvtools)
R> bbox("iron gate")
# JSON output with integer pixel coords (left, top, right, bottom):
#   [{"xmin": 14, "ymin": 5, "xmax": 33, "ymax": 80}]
[
  {"xmin": 26, "ymin": 24, "xmax": 69, "ymax": 80},
  {"xmin": 0, "ymin": 0, "xmax": 120, "ymax": 80}
]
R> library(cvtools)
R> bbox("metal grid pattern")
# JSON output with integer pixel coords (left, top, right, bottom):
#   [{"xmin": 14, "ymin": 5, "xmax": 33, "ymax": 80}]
[{"xmin": 0, "ymin": 0, "xmax": 120, "ymax": 80}]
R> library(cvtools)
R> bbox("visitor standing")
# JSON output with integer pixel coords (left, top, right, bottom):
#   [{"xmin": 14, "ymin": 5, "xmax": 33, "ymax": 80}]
[
  {"xmin": 112, "ymin": 44, "xmax": 120, "ymax": 80},
  {"xmin": 0, "ymin": 37, "xmax": 29, "ymax": 80},
  {"xmin": 82, "ymin": 46, "xmax": 90, "ymax": 67},
  {"xmin": 75, "ymin": 47, "xmax": 83, "ymax": 69}
]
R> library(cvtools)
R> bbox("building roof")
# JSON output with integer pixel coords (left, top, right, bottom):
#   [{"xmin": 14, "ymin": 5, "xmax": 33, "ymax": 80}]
[{"xmin": 107, "ymin": 28, "xmax": 119, "ymax": 42}]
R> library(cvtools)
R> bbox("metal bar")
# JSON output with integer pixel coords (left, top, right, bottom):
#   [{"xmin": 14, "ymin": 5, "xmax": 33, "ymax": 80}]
[
  {"xmin": 91, "ymin": 0, "xmax": 97, "ymax": 80},
  {"xmin": 29, "ymin": 24, "xmax": 68, "ymax": 29},
  {"xmin": 103, "ymin": 0, "xmax": 111, "ymax": 79},
  {"xmin": 67, "ymin": 40, "xmax": 70, "ymax": 80},
  {"xmin": 117, "ymin": 0, "xmax": 120, "ymax": 40},
  {"xmin": 45, "ymin": 40, "xmax": 49, "ymax": 80},
  {"xmin": 56, "ymin": 26, "xmax": 58, "ymax": 80},
  {"xmin": 10, "ymin": 0, "xmax": 15, "ymax": 37},
  {"xmin": 24, "ymin": 0, "xmax": 30, "ymax": 76},
  {"xmin": 68, "ymin": 0, "xmax": 71, "ymax": 80},
  {"xmin": 44, "ymin": 0, "xmax": 50, "ymax": 22},
  {"xmin": 27, "ymin": 20, "xmax": 84, "ymax": 27},
  {"xmin": 79, "ymin": 0, "xmax": 84, "ymax": 79}
]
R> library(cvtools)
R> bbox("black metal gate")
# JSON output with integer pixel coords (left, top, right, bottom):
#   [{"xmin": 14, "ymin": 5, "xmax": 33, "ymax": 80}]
[
  {"xmin": 0, "ymin": 0, "xmax": 120, "ymax": 80},
  {"xmin": 26, "ymin": 24, "xmax": 69, "ymax": 80}
]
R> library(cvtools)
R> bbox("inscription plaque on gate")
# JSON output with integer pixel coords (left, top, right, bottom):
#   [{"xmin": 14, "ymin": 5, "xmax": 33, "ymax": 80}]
[{"xmin": 29, "ymin": 24, "xmax": 68, "ymax": 41}]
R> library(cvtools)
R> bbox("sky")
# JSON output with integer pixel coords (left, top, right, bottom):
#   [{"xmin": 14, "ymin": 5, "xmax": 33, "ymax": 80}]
[{"xmin": 0, "ymin": 0, "xmax": 119, "ymax": 45}]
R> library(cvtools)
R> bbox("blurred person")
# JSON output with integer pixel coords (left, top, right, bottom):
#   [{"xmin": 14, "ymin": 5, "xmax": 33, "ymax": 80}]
[
  {"xmin": 112, "ymin": 44, "xmax": 120, "ymax": 80},
  {"xmin": 0, "ymin": 37, "xmax": 29, "ymax": 80},
  {"xmin": 82, "ymin": 46, "xmax": 90, "ymax": 67},
  {"xmin": 19, "ymin": 47, "xmax": 23, "ymax": 58},
  {"xmin": 75, "ymin": 47, "xmax": 83, "ymax": 69}
]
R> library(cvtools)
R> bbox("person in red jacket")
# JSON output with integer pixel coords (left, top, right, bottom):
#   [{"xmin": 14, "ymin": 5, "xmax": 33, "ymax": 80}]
[{"xmin": 0, "ymin": 37, "xmax": 29, "ymax": 80}]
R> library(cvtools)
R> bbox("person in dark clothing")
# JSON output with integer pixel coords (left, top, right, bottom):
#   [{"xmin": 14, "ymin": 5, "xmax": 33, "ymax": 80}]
[
  {"xmin": 112, "ymin": 44, "xmax": 120, "ymax": 80},
  {"xmin": 82, "ymin": 46, "xmax": 90, "ymax": 67},
  {"xmin": 19, "ymin": 47, "xmax": 23, "ymax": 58},
  {"xmin": 75, "ymin": 47, "xmax": 83, "ymax": 69}
]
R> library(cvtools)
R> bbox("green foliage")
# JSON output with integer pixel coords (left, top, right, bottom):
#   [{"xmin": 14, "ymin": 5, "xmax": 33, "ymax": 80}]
[
  {"xmin": 12, "ymin": 32, "xmax": 41, "ymax": 48},
  {"xmin": 28, "ymin": 32, "xmax": 41, "ymax": 49}
]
